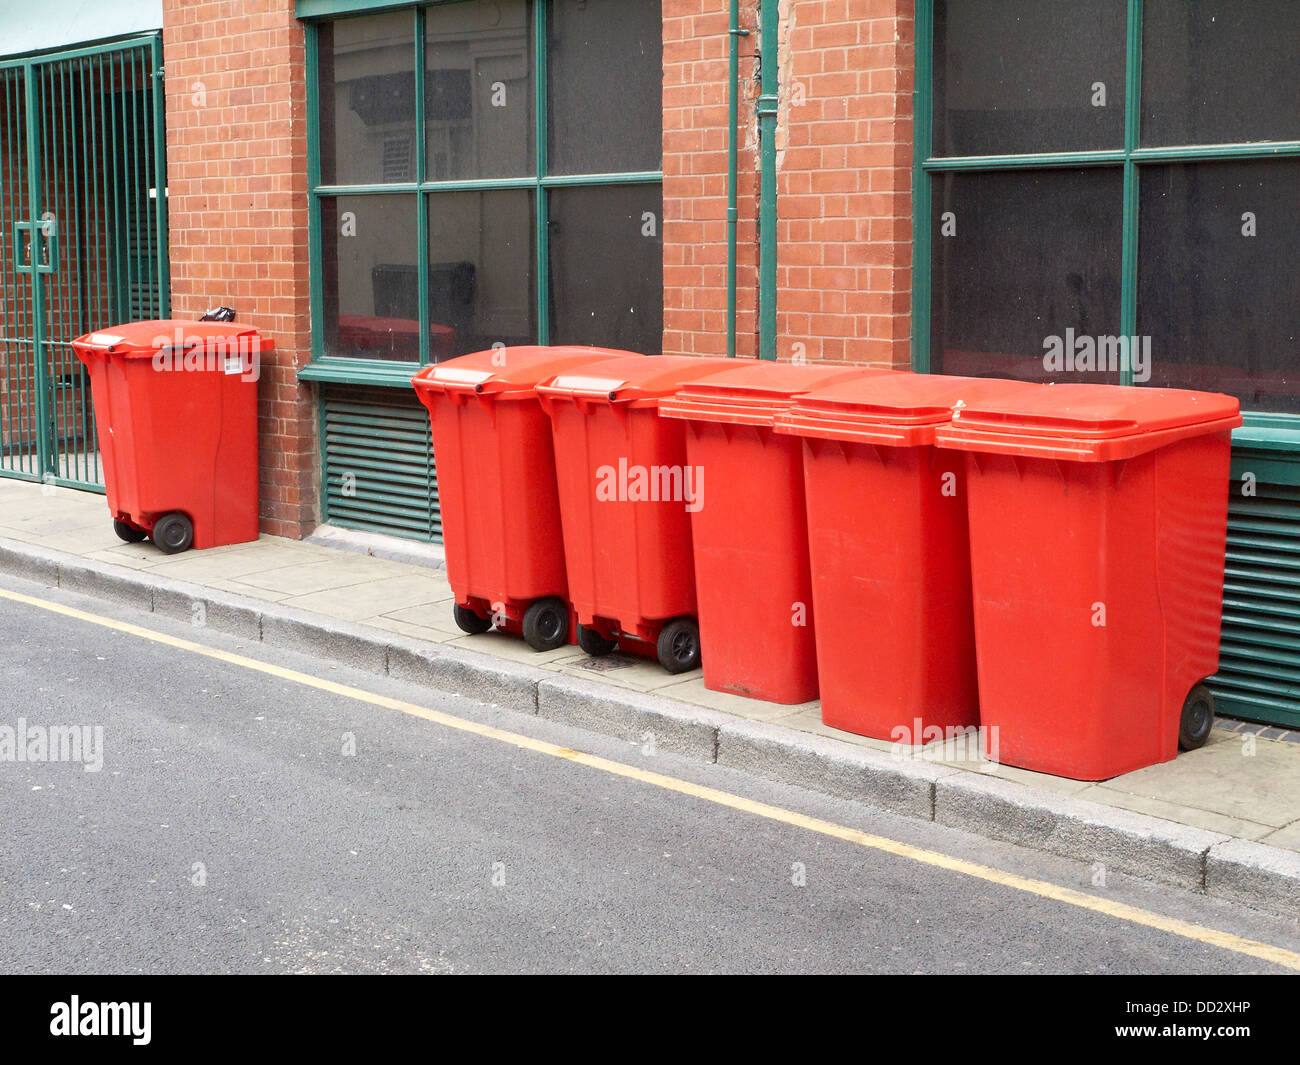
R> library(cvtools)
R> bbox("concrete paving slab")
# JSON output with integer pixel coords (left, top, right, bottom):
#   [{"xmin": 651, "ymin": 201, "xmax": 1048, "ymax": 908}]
[
  {"xmin": 1096, "ymin": 734, "xmax": 1300, "ymax": 829},
  {"xmin": 280, "ymin": 573, "xmax": 453, "ymax": 621},
  {"xmin": 445, "ymin": 631, "xmax": 587, "ymax": 667},
  {"xmin": 236, "ymin": 557, "xmax": 413, "ymax": 596},
  {"xmin": 655, "ymin": 676, "xmax": 815, "ymax": 722},
  {"xmin": 1076, "ymin": 787, "xmax": 1277, "ymax": 844},
  {"xmin": 1258, "ymin": 820, "xmax": 1300, "ymax": 853},
  {"xmin": 550, "ymin": 653, "xmax": 701, "ymax": 693},
  {"xmin": 359, "ymin": 614, "xmax": 460, "ymax": 645},
  {"xmin": 379, "ymin": 603, "xmax": 467, "ymax": 638},
  {"xmin": 772, "ymin": 706, "xmax": 898, "ymax": 754}
]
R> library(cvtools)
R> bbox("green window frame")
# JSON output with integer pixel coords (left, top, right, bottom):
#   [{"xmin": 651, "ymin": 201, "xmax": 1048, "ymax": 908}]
[
  {"xmin": 298, "ymin": 0, "xmax": 664, "ymax": 388},
  {"xmin": 911, "ymin": 0, "xmax": 1300, "ymax": 440}
]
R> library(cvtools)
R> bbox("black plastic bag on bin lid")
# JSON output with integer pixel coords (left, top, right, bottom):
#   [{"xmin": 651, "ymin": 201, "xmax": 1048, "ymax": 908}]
[{"xmin": 199, "ymin": 306, "xmax": 236, "ymax": 322}]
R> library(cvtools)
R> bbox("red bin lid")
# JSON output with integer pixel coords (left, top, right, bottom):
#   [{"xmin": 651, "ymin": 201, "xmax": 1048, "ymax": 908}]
[
  {"xmin": 775, "ymin": 373, "xmax": 1041, "ymax": 447},
  {"xmin": 934, "ymin": 383, "xmax": 1243, "ymax": 461},
  {"xmin": 71, "ymin": 320, "xmax": 272, "ymax": 357},
  {"xmin": 536, "ymin": 355, "xmax": 735, "ymax": 406},
  {"xmin": 659, "ymin": 362, "xmax": 893, "ymax": 427},
  {"xmin": 412, "ymin": 345, "xmax": 643, "ymax": 398}
]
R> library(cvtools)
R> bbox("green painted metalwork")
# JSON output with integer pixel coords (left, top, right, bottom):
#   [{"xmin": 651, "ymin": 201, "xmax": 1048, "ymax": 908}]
[
  {"xmin": 305, "ymin": 21, "xmax": 325, "ymax": 362},
  {"xmin": 725, "ymin": 0, "xmax": 747, "ymax": 358},
  {"xmin": 756, "ymin": 0, "xmax": 778, "ymax": 361},
  {"xmin": 319, "ymin": 383, "xmax": 441, "ymax": 541},
  {"xmin": 912, "ymin": 0, "xmax": 1300, "ymax": 429},
  {"xmin": 303, "ymin": 1, "xmax": 664, "ymax": 380},
  {"xmin": 298, "ymin": 0, "xmax": 424, "ymax": 19},
  {"xmin": 413, "ymin": 5, "xmax": 429, "ymax": 365},
  {"xmin": 1212, "ymin": 446, "xmax": 1300, "ymax": 728},
  {"xmin": 1117, "ymin": 0, "xmax": 1142, "ymax": 385},
  {"xmin": 913, "ymin": 0, "xmax": 1300, "ymax": 726},
  {"xmin": 0, "ymin": 34, "xmax": 168, "ymax": 493},
  {"xmin": 299, "ymin": 358, "xmax": 422, "ymax": 388},
  {"xmin": 533, "ymin": 0, "xmax": 549, "ymax": 347},
  {"xmin": 909, "ymin": 0, "xmax": 933, "ymax": 374}
]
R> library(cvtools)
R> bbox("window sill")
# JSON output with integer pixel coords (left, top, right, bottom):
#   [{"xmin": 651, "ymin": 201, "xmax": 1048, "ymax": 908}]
[
  {"xmin": 297, "ymin": 358, "xmax": 419, "ymax": 389},
  {"xmin": 1235, "ymin": 419, "xmax": 1300, "ymax": 453}
]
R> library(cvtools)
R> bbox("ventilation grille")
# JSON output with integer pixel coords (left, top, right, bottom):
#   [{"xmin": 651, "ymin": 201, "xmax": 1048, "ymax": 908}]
[
  {"xmin": 1209, "ymin": 475, "xmax": 1300, "ymax": 729},
  {"xmin": 321, "ymin": 384, "xmax": 440, "ymax": 542}
]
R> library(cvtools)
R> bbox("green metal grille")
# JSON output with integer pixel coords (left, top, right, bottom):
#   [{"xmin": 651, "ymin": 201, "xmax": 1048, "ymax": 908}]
[
  {"xmin": 0, "ymin": 35, "xmax": 169, "ymax": 492},
  {"xmin": 1209, "ymin": 455, "xmax": 1300, "ymax": 729},
  {"xmin": 320, "ymin": 384, "xmax": 441, "ymax": 541}
]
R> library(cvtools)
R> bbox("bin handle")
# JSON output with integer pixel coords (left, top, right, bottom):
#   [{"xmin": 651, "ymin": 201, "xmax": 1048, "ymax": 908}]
[{"xmin": 536, "ymin": 376, "xmax": 640, "ymax": 403}]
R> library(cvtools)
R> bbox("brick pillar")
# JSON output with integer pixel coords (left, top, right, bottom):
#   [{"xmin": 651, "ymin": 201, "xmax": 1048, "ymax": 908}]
[
  {"xmin": 162, "ymin": 0, "xmax": 318, "ymax": 537},
  {"xmin": 662, "ymin": 0, "xmax": 760, "ymax": 359},
  {"xmin": 777, "ymin": 0, "xmax": 914, "ymax": 367},
  {"xmin": 663, "ymin": 0, "xmax": 915, "ymax": 367}
]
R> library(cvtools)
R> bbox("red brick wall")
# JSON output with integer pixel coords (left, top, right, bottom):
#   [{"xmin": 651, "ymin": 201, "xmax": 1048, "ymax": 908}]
[
  {"xmin": 662, "ymin": 0, "xmax": 914, "ymax": 367},
  {"xmin": 162, "ymin": 0, "xmax": 317, "ymax": 537},
  {"xmin": 662, "ymin": 0, "xmax": 760, "ymax": 359}
]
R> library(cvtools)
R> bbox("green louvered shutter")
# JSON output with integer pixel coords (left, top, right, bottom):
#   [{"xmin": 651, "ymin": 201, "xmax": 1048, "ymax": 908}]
[
  {"xmin": 320, "ymin": 384, "xmax": 440, "ymax": 542},
  {"xmin": 1208, "ymin": 445, "xmax": 1300, "ymax": 729}
]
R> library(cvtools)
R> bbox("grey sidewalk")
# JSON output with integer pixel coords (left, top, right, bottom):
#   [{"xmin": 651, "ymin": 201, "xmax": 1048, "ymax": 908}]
[{"xmin": 1, "ymin": 477, "xmax": 1298, "ymax": 916}]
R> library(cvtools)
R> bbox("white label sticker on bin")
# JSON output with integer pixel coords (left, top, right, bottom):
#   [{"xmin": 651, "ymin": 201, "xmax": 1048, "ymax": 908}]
[
  {"xmin": 224, "ymin": 355, "xmax": 244, "ymax": 375},
  {"xmin": 87, "ymin": 332, "xmax": 126, "ymax": 347},
  {"xmin": 550, "ymin": 376, "xmax": 625, "ymax": 393},
  {"xmin": 433, "ymin": 367, "xmax": 493, "ymax": 385}
]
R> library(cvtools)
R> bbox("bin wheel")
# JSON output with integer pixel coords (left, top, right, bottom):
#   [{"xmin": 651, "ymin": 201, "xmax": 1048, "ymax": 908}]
[
  {"xmin": 1179, "ymin": 684, "xmax": 1216, "ymax": 751},
  {"xmin": 151, "ymin": 512, "xmax": 194, "ymax": 554},
  {"xmin": 522, "ymin": 597, "xmax": 568, "ymax": 652},
  {"xmin": 657, "ymin": 617, "xmax": 701, "ymax": 674},
  {"xmin": 112, "ymin": 519, "xmax": 147, "ymax": 544},
  {"xmin": 453, "ymin": 603, "xmax": 491, "ymax": 635},
  {"xmin": 576, "ymin": 623, "xmax": 617, "ymax": 657}
]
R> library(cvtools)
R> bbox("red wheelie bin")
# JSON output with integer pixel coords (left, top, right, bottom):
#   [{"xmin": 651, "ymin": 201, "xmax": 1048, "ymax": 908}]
[
  {"xmin": 659, "ymin": 361, "xmax": 892, "ymax": 703},
  {"xmin": 536, "ymin": 355, "xmax": 732, "ymax": 672},
  {"xmin": 775, "ymin": 373, "xmax": 1039, "ymax": 741},
  {"xmin": 413, "ymin": 346, "xmax": 643, "ymax": 650},
  {"xmin": 935, "ymin": 384, "xmax": 1242, "ymax": 779},
  {"xmin": 72, "ymin": 320, "xmax": 269, "ymax": 553}
]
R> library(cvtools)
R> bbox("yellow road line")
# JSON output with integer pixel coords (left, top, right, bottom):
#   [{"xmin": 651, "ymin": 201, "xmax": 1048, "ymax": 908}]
[{"xmin": 4, "ymin": 583, "xmax": 1298, "ymax": 972}]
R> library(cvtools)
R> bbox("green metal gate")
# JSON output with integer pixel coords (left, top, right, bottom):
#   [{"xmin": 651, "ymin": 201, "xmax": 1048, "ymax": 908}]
[{"xmin": 0, "ymin": 34, "xmax": 169, "ymax": 491}]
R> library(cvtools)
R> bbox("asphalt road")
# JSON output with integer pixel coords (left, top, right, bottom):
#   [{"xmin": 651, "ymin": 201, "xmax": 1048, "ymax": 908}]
[{"xmin": 1, "ymin": 573, "xmax": 1298, "ymax": 975}]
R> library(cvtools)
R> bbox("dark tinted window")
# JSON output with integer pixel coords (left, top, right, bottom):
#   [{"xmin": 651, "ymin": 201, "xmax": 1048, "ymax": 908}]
[
  {"xmin": 318, "ymin": 12, "xmax": 416, "ymax": 186},
  {"xmin": 547, "ymin": 0, "xmax": 662, "ymax": 175},
  {"xmin": 427, "ymin": 190, "xmax": 537, "ymax": 359},
  {"xmin": 1142, "ymin": 0, "xmax": 1300, "ymax": 147},
  {"xmin": 1138, "ymin": 160, "xmax": 1300, "ymax": 411},
  {"xmin": 930, "ymin": 168, "xmax": 1123, "ymax": 382},
  {"xmin": 320, "ymin": 195, "xmax": 420, "ymax": 361},
  {"xmin": 425, "ymin": 0, "xmax": 533, "ymax": 181},
  {"xmin": 933, "ymin": 0, "xmax": 1126, "ymax": 156},
  {"xmin": 549, "ymin": 184, "xmax": 663, "ymax": 353}
]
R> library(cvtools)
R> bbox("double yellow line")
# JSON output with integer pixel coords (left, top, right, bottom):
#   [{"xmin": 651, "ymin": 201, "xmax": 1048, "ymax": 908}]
[{"xmin": 3, "ymin": 584, "xmax": 1297, "ymax": 972}]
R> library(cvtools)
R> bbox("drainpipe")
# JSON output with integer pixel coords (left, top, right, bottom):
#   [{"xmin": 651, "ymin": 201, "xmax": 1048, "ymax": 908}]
[
  {"xmin": 726, "ymin": 0, "xmax": 747, "ymax": 357},
  {"xmin": 756, "ymin": 0, "xmax": 779, "ymax": 361}
]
